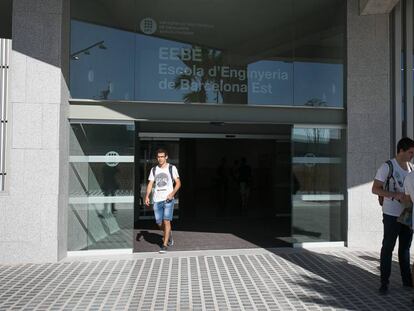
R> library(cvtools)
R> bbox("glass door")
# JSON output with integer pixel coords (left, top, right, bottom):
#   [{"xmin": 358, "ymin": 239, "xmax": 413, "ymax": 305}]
[
  {"xmin": 134, "ymin": 125, "xmax": 293, "ymax": 252},
  {"xmin": 68, "ymin": 123, "xmax": 135, "ymax": 251},
  {"xmin": 291, "ymin": 126, "xmax": 346, "ymax": 243}
]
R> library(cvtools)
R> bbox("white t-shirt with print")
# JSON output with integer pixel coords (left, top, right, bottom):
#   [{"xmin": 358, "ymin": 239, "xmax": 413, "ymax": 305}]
[
  {"xmin": 148, "ymin": 164, "xmax": 179, "ymax": 203},
  {"xmin": 404, "ymin": 171, "xmax": 414, "ymax": 227},
  {"xmin": 375, "ymin": 158, "xmax": 411, "ymax": 217}
]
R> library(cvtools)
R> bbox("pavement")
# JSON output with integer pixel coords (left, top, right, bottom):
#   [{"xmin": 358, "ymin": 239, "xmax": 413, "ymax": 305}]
[{"xmin": 0, "ymin": 247, "xmax": 413, "ymax": 310}]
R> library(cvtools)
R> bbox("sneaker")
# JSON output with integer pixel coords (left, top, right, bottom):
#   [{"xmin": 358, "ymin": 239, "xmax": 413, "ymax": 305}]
[
  {"xmin": 167, "ymin": 231, "xmax": 174, "ymax": 247},
  {"xmin": 379, "ymin": 284, "xmax": 388, "ymax": 295},
  {"xmin": 159, "ymin": 245, "xmax": 168, "ymax": 254}
]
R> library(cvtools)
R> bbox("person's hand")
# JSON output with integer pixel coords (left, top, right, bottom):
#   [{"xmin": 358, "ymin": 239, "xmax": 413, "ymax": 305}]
[
  {"xmin": 401, "ymin": 194, "xmax": 412, "ymax": 203},
  {"xmin": 145, "ymin": 196, "xmax": 150, "ymax": 206},
  {"xmin": 166, "ymin": 193, "xmax": 174, "ymax": 201},
  {"xmin": 394, "ymin": 192, "xmax": 405, "ymax": 201}
]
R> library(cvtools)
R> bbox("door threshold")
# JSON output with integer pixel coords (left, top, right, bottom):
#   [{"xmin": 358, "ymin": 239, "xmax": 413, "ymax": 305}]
[
  {"xmin": 65, "ymin": 245, "xmax": 348, "ymax": 262},
  {"xmin": 293, "ymin": 241, "xmax": 345, "ymax": 248},
  {"xmin": 67, "ymin": 248, "xmax": 133, "ymax": 257}
]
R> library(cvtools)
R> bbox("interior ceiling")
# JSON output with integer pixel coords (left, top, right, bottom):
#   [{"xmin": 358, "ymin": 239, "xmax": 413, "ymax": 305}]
[{"xmin": 71, "ymin": 0, "xmax": 344, "ymax": 62}]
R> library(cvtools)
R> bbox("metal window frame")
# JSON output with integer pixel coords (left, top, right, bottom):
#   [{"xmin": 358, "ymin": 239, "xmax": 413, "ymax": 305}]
[
  {"xmin": 0, "ymin": 38, "xmax": 11, "ymax": 192},
  {"xmin": 393, "ymin": 0, "xmax": 414, "ymax": 146},
  {"xmin": 405, "ymin": 0, "xmax": 414, "ymax": 138},
  {"xmin": 394, "ymin": 1, "xmax": 403, "ymax": 143}
]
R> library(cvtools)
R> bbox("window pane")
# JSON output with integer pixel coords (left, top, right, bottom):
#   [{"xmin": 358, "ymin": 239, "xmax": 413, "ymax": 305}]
[
  {"xmin": 68, "ymin": 124, "xmax": 135, "ymax": 251},
  {"xmin": 133, "ymin": 0, "xmax": 294, "ymax": 104},
  {"xmin": 70, "ymin": 0, "xmax": 346, "ymax": 107},
  {"xmin": 293, "ymin": 0, "xmax": 345, "ymax": 107},
  {"xmin": 70, "ymin": 0, "xmax": 136, "ymax": 100},
  {"xmin": 292, "ymin": 127, "xmax": 346, "ymax": 242}
]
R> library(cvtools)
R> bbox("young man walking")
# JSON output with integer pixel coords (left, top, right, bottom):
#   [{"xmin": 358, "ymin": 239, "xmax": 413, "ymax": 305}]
[
  {"xmin": 372, "ymin": 137, "xmax": 414, "ymax": 294},
  {"xmin": 145, "ymin": 148, "xmax": 181, "ymax": 253}
]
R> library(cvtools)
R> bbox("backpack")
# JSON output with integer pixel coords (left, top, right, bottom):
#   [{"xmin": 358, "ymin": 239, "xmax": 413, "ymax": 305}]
[
  {"xmin": 378, "ymin": 160, "xmax": 393, "ymax": 206},
  {"xmin": 152, "ymin": 164, "xmax": 176, "ymax": 187},
  {"xmin": 378, "ymin": 160, "xmax": 413, "ymax": 206}
]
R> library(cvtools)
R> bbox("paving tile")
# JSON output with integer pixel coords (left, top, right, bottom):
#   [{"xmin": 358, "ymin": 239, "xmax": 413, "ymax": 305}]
[{"xmin": 0, "ymin": 249, "xmax": 413, "ymax": 310}]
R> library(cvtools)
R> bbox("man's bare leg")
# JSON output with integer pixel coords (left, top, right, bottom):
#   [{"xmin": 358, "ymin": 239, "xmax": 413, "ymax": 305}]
[
  {"xmin": 158, "ymin": 222, "xmax": 164, "ymax": 244},
  {"xmin": 163, "ymin": 220, "xmax": 171, "ymax": 246}
]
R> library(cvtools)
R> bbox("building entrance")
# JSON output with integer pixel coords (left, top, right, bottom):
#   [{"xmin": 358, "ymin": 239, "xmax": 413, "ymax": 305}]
[
  {"xmin": 67, "ymin": 122, "xmax": 346, "ymax": 252},
  {"xmin": 133, "ymin": 122, "xmax": 293, "ymax": 252}
]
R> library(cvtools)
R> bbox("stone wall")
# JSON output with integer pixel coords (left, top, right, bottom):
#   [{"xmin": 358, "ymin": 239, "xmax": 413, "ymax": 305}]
[{"xmin": 0, "ymin": 0, "xmax": 69, "ymax": 263}]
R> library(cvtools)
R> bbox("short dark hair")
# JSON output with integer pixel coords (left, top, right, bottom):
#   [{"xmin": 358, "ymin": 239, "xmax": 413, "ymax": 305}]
[
  {"xmin": 155, "ymin": 148, "xmax": 168, "ymax": 157},
  {"xmin": 397, "ymin": 137, "xmax": 414, "ymax": 153}
]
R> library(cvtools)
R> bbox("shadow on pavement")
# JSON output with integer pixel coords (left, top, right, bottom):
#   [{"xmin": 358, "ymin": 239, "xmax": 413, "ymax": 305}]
[
  {"xmin": 135, "ymin": 230, "xmax": 163, "ymax": 246},
  {"xmin": 268, "ymin": 249, "xmax": 414, "ymax": 310}
]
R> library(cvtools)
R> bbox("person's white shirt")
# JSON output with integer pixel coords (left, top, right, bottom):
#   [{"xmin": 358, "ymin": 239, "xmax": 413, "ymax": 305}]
[
  {"xmin": 374, "ymin": 158, "xmax": 411, "ymax": 216},
  {"xmin": 404, "ymin": 171, "xmax": 414, "ymax": 227},
  {"xmin": 148, "ymin": 164, "xmax": 179, "ymax": 203}
]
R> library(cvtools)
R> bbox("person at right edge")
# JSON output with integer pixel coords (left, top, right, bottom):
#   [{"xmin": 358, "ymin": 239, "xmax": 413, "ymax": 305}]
[
  {"xmin": 402, "ymin": 157, "xmax": 414, "ymax": 303},
  {"xmin": 372, "ymin": 137, "xmax": 414, "ymax": 295}
]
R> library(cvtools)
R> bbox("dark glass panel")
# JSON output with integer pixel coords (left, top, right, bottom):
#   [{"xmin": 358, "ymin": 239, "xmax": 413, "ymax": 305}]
[
  {"xmin": 70, "ymin": 0, "xmax": 345, "ymax": 107},
  {"xmin": 70, "ymin": 0, "xmax": 136, "ymax": 100},
  {"xmin": 293, "ymin": 0, "xmax": 345, "ymax": 107}
]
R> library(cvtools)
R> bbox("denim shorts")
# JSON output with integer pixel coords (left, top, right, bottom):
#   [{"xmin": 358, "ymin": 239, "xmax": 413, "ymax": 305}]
[{"xmin": 153, "ymin": 199, "xmax": 174, "ymax": 224}]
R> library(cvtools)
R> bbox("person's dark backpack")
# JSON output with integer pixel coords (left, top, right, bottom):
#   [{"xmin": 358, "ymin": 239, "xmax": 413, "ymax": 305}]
[
  {"xmin": 378, "ymin": 160, "xmax": 393, "ymax": 206},
  {"xmin": 152, "ymin": 164, "xmax": 176, "ymax": 186}
]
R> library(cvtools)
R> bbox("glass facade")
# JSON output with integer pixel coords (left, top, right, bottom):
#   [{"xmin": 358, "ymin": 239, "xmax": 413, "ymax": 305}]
[
  {"xmin": 68, "ymin": 0, "xmax": 347, "ymax": 250},
  {"xmin": 292, "ymin": 127, "xmax": 346, "ymax": 243},
  {"xmin": 70, "ymin": 0, "xmax": 345, "ymax": 107},
  {"xmin": 68, "ymin": 124, "xmax": 135, "ymax": 251},
  {"xmin": 393, "ymin": 0, "xmax": 414, "ymax": 141}
]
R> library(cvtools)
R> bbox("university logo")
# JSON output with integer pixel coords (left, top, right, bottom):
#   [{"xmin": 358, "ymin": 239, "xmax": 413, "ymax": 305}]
[
  {"xmin": 105, "ymin": 151, "xmax": 119, "ymax": 167},
  {"xmin": 140, "ymin": 18, "xmax": 157, "ymax": 35}
]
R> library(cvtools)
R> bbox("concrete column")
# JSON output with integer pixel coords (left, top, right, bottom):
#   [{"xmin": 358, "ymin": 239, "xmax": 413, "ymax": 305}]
[
  {"xmin": 0, "ymin": 0, "xmax": 70, "ymax": 263},
  {"xmin": 360, "ymin": 0, "xmax": 399, "ymax": 15},
  {"xmin": 347, "ymin": 0, "xmax": 394, "ymax": 249}
]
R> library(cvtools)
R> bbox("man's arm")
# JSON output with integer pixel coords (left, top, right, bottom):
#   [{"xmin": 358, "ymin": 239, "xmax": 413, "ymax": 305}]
[
  {"xmin": 372, "ymin": 179, "xmax": 405, "ymax": 201},
  {"xmin": 167, "ymin": 178, "xmax": 181, "ymax": 201},
  {"xmin": 145, "ymin": 180, "xmax": 154, "ymax": 206},
  {"xmin": 404, "ymin": 174, "xmax": 414, "ymax": 204}
]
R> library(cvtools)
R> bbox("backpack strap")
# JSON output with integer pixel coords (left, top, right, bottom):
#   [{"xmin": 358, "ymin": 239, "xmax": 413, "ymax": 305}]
[
  {"xmin": 409, "ymin": 162, "xmax": 414, "ymax": 172},
  {"xmin": 384, "ymin": 160, "xmax": 393, "ymax": 191},
  {"xmin": 169, "ymin": 164, "xmax": 175, "ymax": 186},
  {"xmin": 152, "ymin": 165, "xmax": 175, "ymax": 185}
]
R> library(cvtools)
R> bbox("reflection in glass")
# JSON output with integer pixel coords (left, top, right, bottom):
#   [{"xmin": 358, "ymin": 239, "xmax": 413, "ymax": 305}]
[
  {"xmin": 70, "ymin": 20, "xmax": 135, "ymax": 100},
  {"xmin": 294, "ymin": 62, "xmax": 343, "ymax": 107},
  {"xmin": 68, "ymin": 124, "xmax": 135, "ymax": 251},
  {"xmin": 293, "ymin": 0, "xmax": 345, "ymax": 107},
  {"xmin": 70, "ymin": 0, "xmax": 345, "ymax": 107},
  {"xmin": 291, "ymin": 127, "xmax": 346, "ymax": 243},
  {"xmin": 248, "ymin": 60, "xmax": 293, "ymax": 105}
]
